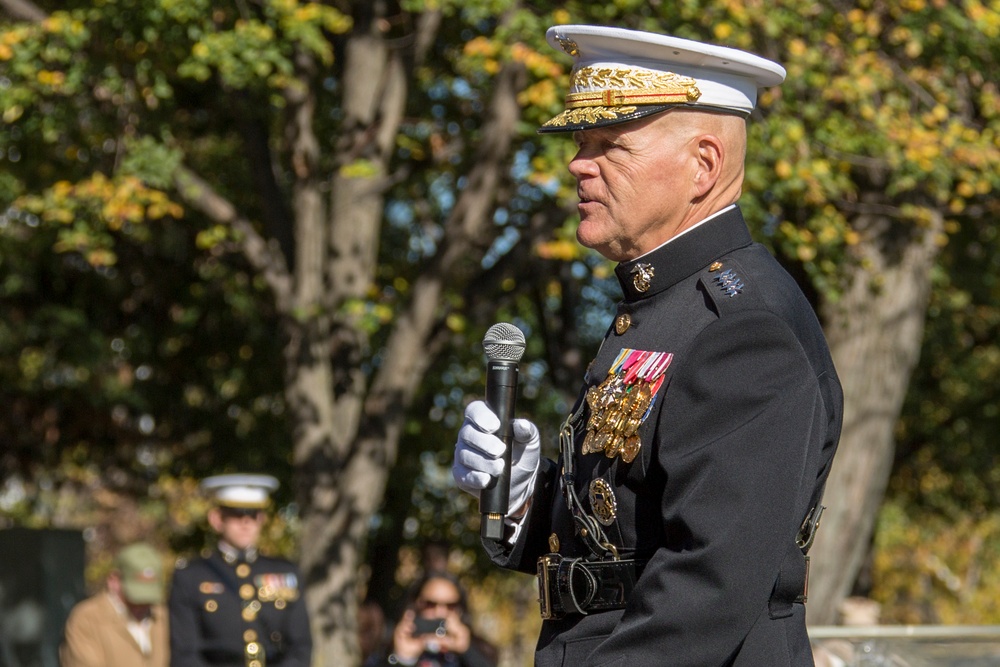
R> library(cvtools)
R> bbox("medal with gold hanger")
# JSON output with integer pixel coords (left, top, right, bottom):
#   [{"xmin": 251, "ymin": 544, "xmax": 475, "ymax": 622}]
[{"xmin": 582, "ymin": 348, "xmax": 673, "ymax": 462}]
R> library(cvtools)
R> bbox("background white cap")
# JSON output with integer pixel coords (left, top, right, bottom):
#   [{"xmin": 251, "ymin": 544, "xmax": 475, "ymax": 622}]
[{"xmin": 201, "ymin": 473, "xmax": 279, "ymax": 509}]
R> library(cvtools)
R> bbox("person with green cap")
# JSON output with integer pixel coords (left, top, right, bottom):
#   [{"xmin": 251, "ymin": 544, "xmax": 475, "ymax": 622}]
[{"xmin": 60, "ymin": 541, "xmax": 169, "ymax": 667}]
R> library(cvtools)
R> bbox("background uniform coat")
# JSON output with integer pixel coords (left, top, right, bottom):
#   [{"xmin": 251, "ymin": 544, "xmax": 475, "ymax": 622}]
[
  {"xmin": 488, "ymin": 206, "xmax": 843, "ymax": 667},
  {"xmin": 60, "ymin": 593, "xmax": 169, "ymax": 667},
  {"xmin": 168, "ymin": 549, "xmax": 312, "ymax": 667}
]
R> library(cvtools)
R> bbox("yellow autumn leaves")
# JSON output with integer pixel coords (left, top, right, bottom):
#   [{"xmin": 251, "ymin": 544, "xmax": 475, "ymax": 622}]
[{"xmin": 16, "ymin": 175, "xmax": 183, "ymax": 267}]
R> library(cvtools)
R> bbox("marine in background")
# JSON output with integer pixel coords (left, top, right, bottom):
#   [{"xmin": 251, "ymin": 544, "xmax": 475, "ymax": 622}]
[{"xmin": 168, "ymin": 474, "xmax": 312, "ymax": 667}]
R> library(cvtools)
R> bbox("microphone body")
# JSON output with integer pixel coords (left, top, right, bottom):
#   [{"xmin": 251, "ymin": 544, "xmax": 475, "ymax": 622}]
[{"xmin": 480, "ymin": 323, "xmax": 526, "ymax": 541}]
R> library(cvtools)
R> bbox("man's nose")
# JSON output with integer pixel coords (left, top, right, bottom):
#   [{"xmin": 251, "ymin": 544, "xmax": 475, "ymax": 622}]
[{"xmin": 568, "ymin": 151, "xmax": 598, "ymax": 179}]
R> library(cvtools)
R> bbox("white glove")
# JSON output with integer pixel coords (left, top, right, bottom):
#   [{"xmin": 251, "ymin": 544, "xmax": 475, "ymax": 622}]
[{"xmin": 452, "ymin": 400, "xmax": 541, "ymax": 516}]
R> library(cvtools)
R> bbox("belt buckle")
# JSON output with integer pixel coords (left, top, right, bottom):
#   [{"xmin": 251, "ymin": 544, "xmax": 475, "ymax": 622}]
[{"xmin": 537, "ymin": 554, "xmax": 559, "ymax": 620}]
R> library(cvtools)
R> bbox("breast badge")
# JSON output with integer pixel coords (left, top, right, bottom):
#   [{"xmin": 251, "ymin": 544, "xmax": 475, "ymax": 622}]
[
  {"xmin": 582, "ymin": 348, "xmax": 673, "ymax": 462},
  {"xmin": 589, "ymin": 479, "xmax": 618, "ymax": 526}
]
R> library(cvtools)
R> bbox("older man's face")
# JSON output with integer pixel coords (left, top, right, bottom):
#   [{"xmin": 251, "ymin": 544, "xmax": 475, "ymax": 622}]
[{"xmin": 569, "ymin": 113, "xmax": 698, "ymax": 262}]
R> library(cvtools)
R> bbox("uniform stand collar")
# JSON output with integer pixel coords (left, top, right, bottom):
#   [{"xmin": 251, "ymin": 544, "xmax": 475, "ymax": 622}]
[
  {"xmin": 615, "ymin": 206, "xmax": 753, "ymax": 302},
  {"xmin": 218, "ymin": 541, "xmax": 258, "ymax": 564}
]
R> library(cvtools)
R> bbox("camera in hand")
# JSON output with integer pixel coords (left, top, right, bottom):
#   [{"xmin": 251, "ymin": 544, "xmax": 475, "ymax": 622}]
[{"xmin": 413, "ymin": 617, "xmax": 447, "ymax": 637}]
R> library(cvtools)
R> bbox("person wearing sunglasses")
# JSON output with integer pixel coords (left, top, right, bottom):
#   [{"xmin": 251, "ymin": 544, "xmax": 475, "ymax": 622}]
[
  {"xmin": 369, "ymin": 571, "xmax": 495, "ymax": 667},
  {"xmin": 168, "ymin": 474, "xmax": 312, "ymax": 667}
]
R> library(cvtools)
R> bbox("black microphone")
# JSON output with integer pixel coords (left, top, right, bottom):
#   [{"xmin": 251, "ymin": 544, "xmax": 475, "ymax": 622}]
[{"xmin": 480, "ymin": 322, "xmax": 526, "ymax": 541}]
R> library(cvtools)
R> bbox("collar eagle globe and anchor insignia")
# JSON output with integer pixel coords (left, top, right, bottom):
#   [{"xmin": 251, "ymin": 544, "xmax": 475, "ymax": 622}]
[
  {"xmin": 631, "ymin": 263, "xmax": 654, "ymax": 293},
  {"xmin": 589, "ymin": 478, "xmax": 618, "ymax": 526}
]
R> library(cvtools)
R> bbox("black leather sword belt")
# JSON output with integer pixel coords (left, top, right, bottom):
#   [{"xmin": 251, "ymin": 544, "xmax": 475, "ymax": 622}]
[{"xmin": 537, "ymin": 554, "xmax": 646, "ymax": 619}]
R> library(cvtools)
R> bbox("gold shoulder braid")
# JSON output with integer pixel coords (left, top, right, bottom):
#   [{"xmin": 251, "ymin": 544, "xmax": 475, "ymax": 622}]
[{"xmin": 582, "ymin": 349, "xmax": 673, "ymax": 462}]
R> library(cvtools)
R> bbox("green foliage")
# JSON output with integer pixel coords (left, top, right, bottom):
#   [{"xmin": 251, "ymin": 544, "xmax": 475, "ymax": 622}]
[{"xmin": 878, "ymin": 214, "xmax": 1000, "ymax": 622}]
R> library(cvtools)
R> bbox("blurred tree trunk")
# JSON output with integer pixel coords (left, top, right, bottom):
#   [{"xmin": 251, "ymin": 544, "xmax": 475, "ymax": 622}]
[
  {"xmin": 809, "ymin": 199, "xmax": 944, "ymax": 624},
  {"xmin": 281, "ymin": 5, "xmax": 528, "ymax": 663}
]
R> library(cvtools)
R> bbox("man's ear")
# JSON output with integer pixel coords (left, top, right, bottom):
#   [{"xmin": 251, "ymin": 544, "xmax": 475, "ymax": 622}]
[
  {"xmin": 207, "ymin": 507, "xmax": 223, "ymax": 532},
  {"xmin": 692, "ymin": 133, "xmax": 725, "ymax": 197}
]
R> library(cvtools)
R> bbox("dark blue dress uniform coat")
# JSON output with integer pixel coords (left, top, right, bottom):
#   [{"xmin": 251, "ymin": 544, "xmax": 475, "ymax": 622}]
[
  {"xmin": 488, "ymin": 206, "xmax": 843, "ymax": 667},
  {"xmin": 168, "ymin": 548, "xmax": 312, "ymax": 667}
]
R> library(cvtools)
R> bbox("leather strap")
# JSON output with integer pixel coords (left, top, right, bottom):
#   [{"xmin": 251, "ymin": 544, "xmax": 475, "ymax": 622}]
[{"xmin": 538, "ymin": 555, "xmax": 645, "ymax": 619}]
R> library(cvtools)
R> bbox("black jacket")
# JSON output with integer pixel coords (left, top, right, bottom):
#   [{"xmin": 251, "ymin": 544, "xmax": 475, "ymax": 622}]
[
  {"xmin": 488, "ymin": 206, "xmax": 843, "ymax": 667},
  {"xmin": 168, "ymin": 548, "xmax": 312, "ymax": 667}
]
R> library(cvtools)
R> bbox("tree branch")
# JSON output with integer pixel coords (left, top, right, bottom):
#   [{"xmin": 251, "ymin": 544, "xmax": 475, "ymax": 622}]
[
  {"xmin": 173, "ymin": 165, "xmax": 294, "ymax": 307},
  {"xmin": 0, "ymin": 0, "xmax": 46, "ymax": 22}
]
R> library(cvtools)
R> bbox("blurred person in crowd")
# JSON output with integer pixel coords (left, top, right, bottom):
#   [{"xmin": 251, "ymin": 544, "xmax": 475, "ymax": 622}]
[
  {"xmin": 60, "ymin": 541, "xmax": 168, "ymax": 667},
  {"xmin": 367, "ymin": 571, "xmax": 496, "ymax": 667},
  {"xmin": 358, "ymin": 598, "xmax": 389, "ymax": 664},
  {"xmin": 168, "ymin": 474, "xmax": 312, "ymax": 667}
]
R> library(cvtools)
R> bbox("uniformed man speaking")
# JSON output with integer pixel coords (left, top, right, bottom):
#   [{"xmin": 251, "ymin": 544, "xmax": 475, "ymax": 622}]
[
  {"xmin": 452, "ymin": 25, "xmax": 843, "ymax": 667},
  {"xmin": 168, "ymin": 474, "xmax": 312, "ymax": 667}
]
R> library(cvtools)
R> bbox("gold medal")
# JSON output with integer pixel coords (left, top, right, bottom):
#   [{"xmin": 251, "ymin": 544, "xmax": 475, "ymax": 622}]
[
  {"xmin": 579, "ymin": 348, "xmax": 673, "ymax": 461},
  {"xmin": 621, "ymin": 435, "xmax": 641, "ymax": 463}
]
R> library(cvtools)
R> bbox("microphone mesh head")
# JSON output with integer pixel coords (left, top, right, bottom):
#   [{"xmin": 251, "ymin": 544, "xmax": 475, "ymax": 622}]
[{"xmin": 483, "ymin": 322, "xmax": 526, "ymax": 362}]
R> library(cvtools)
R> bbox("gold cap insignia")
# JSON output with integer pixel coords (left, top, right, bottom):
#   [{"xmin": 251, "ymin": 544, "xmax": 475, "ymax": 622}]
[{"xmin": 556, "ymin": 36, "xmax": 580, "ymax": 57}]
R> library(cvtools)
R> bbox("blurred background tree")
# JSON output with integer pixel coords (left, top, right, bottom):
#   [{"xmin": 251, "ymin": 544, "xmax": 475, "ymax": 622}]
[{"xmin": 2, "ymin": 0, "xmax": 999, "ymax": 665}]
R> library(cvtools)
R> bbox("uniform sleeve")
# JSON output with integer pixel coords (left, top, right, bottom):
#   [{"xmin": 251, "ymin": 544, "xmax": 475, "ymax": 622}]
[
  {"xmin": 60, "ymin": 602, "xmax": 102, "ymax": 667},
  {"xmin": 482, "ymin": 457, "xmax": 560, "ymax": 573},
  {"xmin": 279, "ymin": 565, "xmax": 313, "ymax": 667},
  {"xmin": 168, "ymin": 567, "xmax": 211, "ymax": 667},
  {"xmin": 586, "ymin": 309, "xmax": 828, "ymax": 665}
]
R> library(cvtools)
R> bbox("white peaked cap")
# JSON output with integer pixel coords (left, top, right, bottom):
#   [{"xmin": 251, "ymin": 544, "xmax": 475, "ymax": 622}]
[
  {"xmin": 540, "ymin": 25, "xmax": 786, "ymax": 133},
  {"xmin": 201, "ymin": 473, "xmax": 280, "ymax": 509}
]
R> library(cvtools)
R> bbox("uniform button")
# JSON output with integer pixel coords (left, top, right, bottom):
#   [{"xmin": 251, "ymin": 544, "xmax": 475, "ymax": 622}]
[
  {"xmin": 615, "ymin": 313, "xmax": 631, "ymax": 335},
  {"xmin": 709, "ymin": 261, "xmax": 723, "ymax": 272},
  {"xmin": 244, "ymin": 630, "xmax": 258, "ymax": 642},
  {"xmin": 240, "ymin": 584, "xmax": 255, "ymax": 600},
  {"xmin": 246, "ymin": 642, "xmax": 260, "ymax": 656},
  {"xmin": 236, "ymin": 564, "xmax": 251, "ymax": 578},
  {"xmin": 205, "ymin": 600, "xmax": 218, "ymax": 612},
  {"xmin": 275, "ymin": 599, "xmax": 287, "ymax": 610}
]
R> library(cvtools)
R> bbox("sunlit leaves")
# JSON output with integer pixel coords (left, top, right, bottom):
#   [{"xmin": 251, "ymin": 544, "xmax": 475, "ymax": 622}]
[
  {"xmin": 15, "ymin": 174, "xmax": 182, "ymax": 267},
  {"xmin": 177, "ymin": 0, "xmax": 353, "ymax": 92}
]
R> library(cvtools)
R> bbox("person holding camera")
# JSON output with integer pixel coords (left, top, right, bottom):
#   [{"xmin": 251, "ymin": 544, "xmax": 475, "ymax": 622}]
[{"xmin": 370, "ymin": 571, "xmax": 495, "ymax": 667}]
